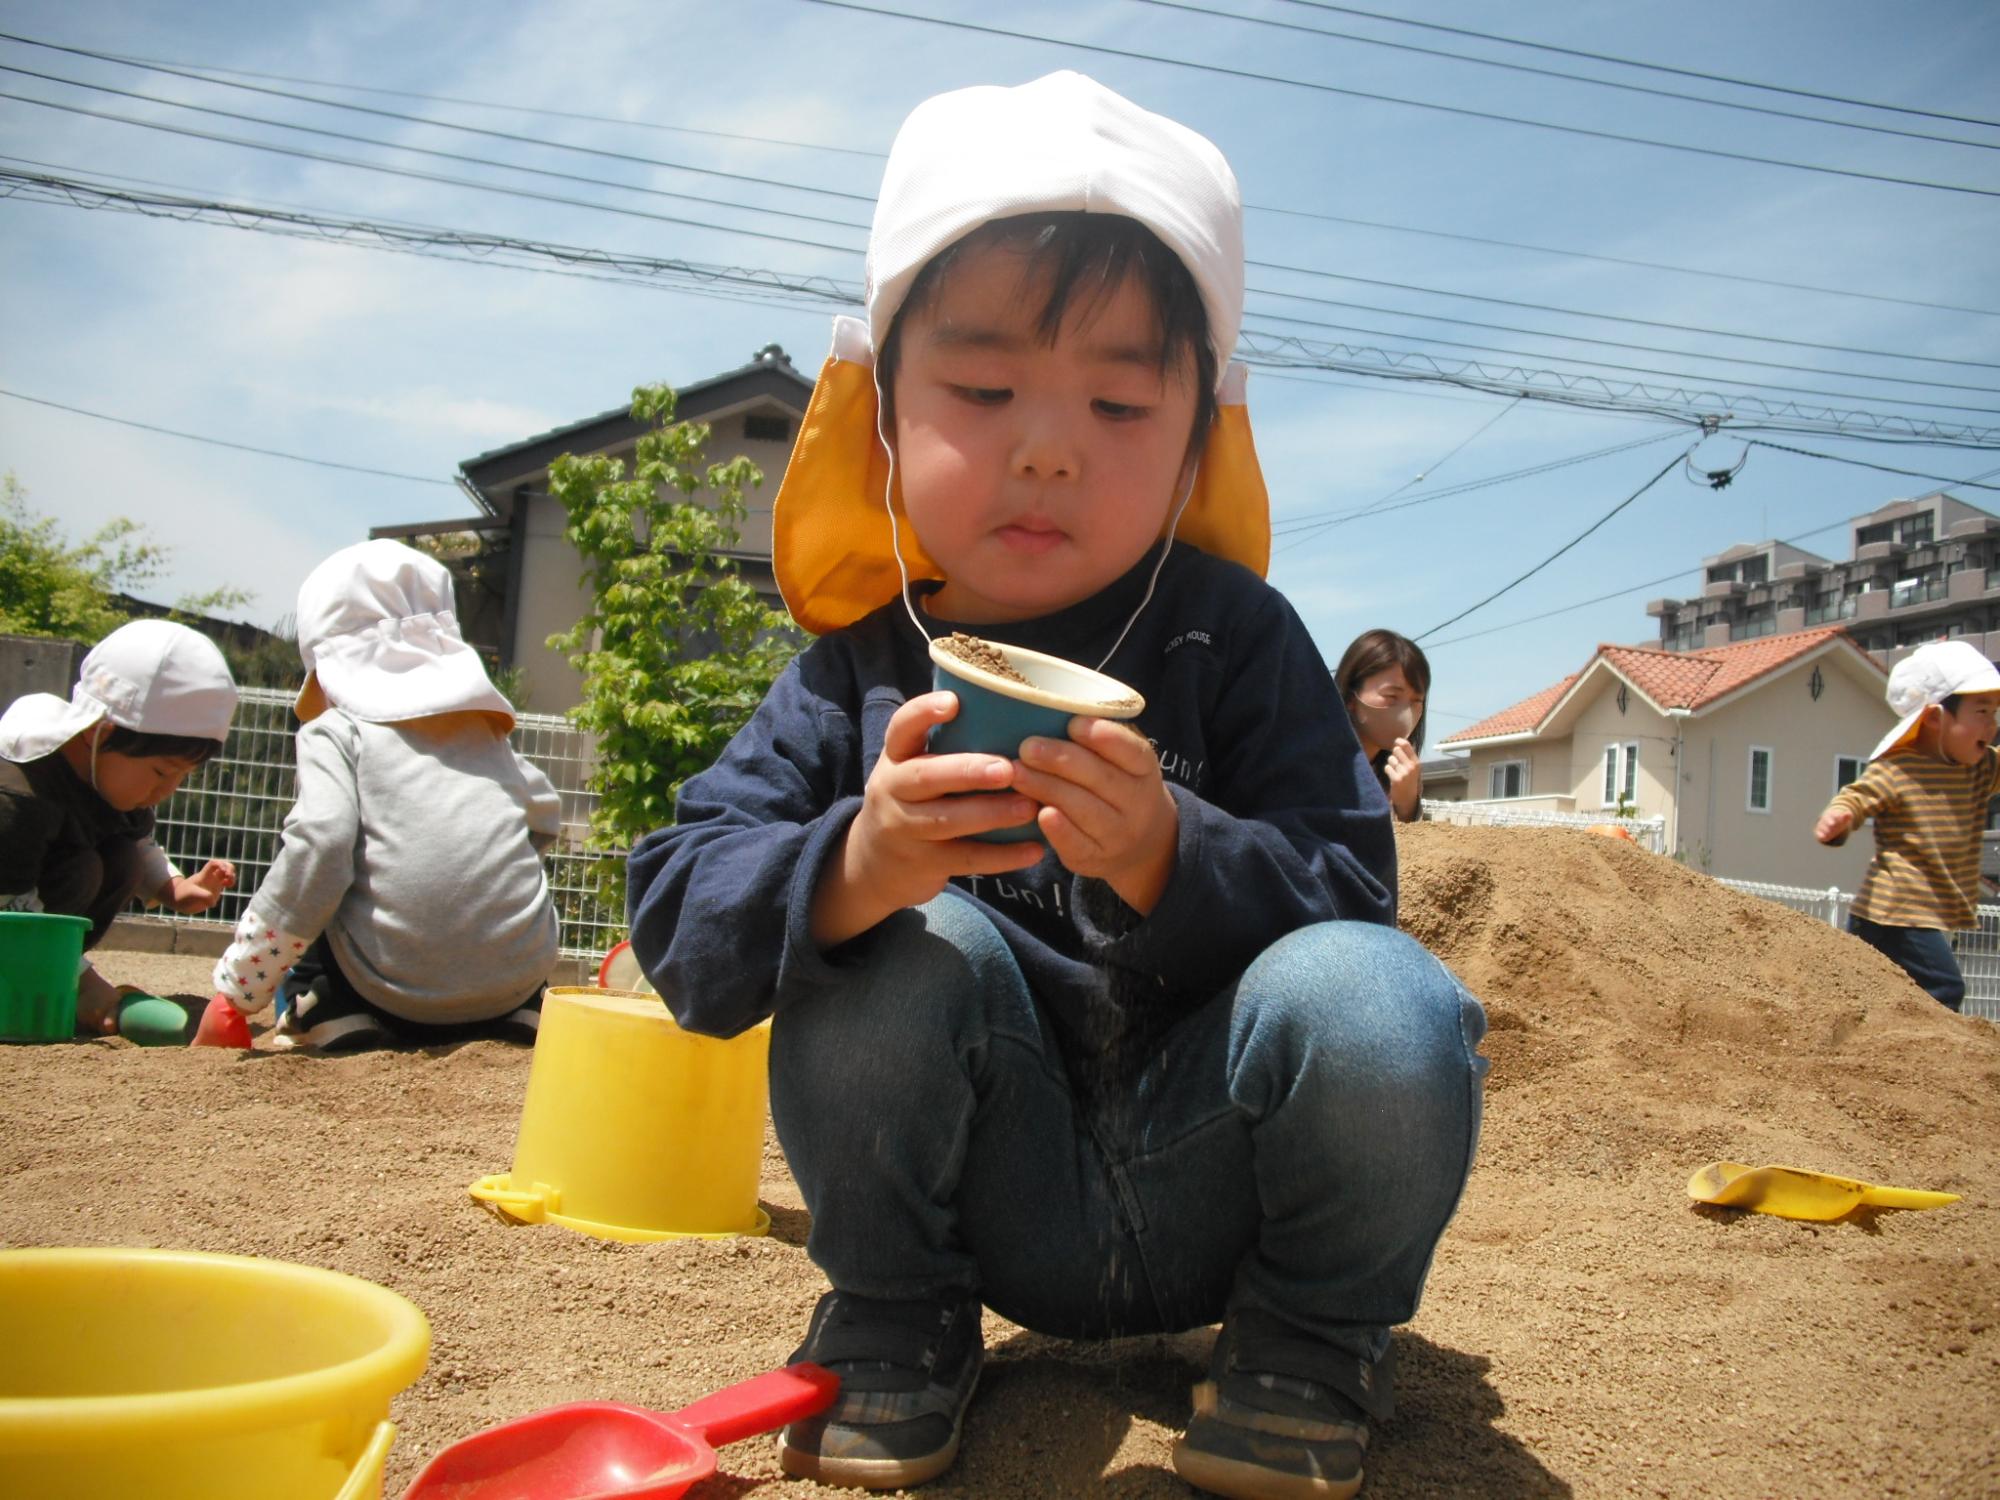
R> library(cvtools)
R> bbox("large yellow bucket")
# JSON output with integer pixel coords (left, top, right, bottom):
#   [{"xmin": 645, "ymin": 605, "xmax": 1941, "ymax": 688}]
[
  {"xmin": 0, "ymin": 1247, "xmax": 429, "ymax": 1500},
  {"xmin": 469, "ymin": 986, "xmax": 772, "ymax": 1241}
]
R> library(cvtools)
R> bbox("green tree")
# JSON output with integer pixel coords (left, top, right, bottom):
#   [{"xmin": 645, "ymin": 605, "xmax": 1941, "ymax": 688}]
[
  {"xmin": 0, "ymin": 470, "xmax": 253, "ymax": 643},
  {"xmin": 547, "ymin": 384, "xmax": 800, "ymax": 911}
]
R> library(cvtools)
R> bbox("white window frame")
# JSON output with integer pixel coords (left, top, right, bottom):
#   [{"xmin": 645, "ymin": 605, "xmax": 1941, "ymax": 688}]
[
  {"xmin": 1833, "ymin": 754, "xmax": 1865, "ymax": 795},
  {"xmin": 1489, "ymin": 758, "xmax": 1528, "ymax": 800},
  {"xmin": 1601, "ymin": 741, "xmax": 1638, "ymax": 809},
  {"xmin": 1748, "ymin": 746, "xmax": 1774, "ymax": 814}
]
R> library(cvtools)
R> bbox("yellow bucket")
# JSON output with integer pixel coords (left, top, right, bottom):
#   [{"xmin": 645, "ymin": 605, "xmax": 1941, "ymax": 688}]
[
  {"xmin": 0, "ymin": 1247, "xmax": 429, "ymax": 1500},
  {"xmin": 469, "ymin": 986, "xmax": 772, "ymax": 1241}
]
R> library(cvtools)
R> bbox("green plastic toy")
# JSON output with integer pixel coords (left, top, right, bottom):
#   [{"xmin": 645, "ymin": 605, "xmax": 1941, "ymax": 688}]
[{"xmin": 117, "ymin": 993, "xmax": 193, "ymax": 1047}]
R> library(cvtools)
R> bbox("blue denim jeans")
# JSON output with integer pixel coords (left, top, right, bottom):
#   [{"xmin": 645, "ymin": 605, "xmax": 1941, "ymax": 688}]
[
  {"xmin": 1847, "ymin": 914, "xmax": 1965, "ymax": 1012},
  {"xmin": 769, "ymin": 893, "xmax": 1489, "ymax": 1367}
]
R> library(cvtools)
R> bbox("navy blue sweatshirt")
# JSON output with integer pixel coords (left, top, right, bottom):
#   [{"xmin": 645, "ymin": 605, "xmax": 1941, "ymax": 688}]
[{"xmin": 627, "ymin": 543, "xmax": 1396, "ymax": 1082}]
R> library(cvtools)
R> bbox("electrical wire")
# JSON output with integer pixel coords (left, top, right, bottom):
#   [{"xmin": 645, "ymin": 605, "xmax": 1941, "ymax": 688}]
[
  {"xmin": 0, "ymin": 39, "xmax": 877, "ymax": 204},
  {"xmin": 1274, "ymin": 0, "xmax": 2000, "ymax": 131},
  {"xmin": 0, "ymin": 93, "xmax": 865, "ymax": 257},
  {"xmin": 794, "ymin": 0, "xmax": 2000, "ymax": 199},
  {"xmin": 12, "ymin": 52, "xmax": 1989, "ymax": 369},
  {"xmin": 1241, "ymin": 300, "xmax": 2000, "ymax": 403},
  {"xmin": 1416, "ymin": 444, "xmax": 1696, "ymax": 636},
  {"xmin": 0, "ymin": 66, "xmax": 875, "ymax": 237},
  {"xmin": 10, "ymin": 166, "xmax": 1998, "ymax": 449},
  {"xmin": 0, "ymin": 387, "xmax": 453, "ymax": 484},
  {"xmin": 1133, "ymin": 0, "xmax": 2000, "ymax": 151},
  {"xmin": 1739, "ymin": 439, "xmax": 2000, "ymax": 492},
  {"xmin": 33, "ymin": 32, "xmax": 1992, "ymax": 317},
  {"xmin": 1272, "ymin": 430, "xmax": 1683, "ymax": 536},
  {"xmin": 1421, "ymin": 461, "xmax": 2000, "ymax": 650}
]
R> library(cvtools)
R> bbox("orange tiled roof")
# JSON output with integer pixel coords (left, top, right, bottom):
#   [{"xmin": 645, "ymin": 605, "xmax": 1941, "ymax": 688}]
[
  {"xmin": 1443, "ymin": 673, "xmax": 1580, "ymax": 743},
  {"xmin": 1442, "ymin": 626, "xmax": 1861, "ymax": 744}
]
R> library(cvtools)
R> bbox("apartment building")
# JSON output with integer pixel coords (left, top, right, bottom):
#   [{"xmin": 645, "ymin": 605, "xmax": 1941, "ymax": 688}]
[{"xmin": 1646, "ymin": 491, "xmax": 2000, "ymax": 671}]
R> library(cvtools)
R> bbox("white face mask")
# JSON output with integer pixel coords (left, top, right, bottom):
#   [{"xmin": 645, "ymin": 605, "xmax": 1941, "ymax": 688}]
[{"xmin": 1351, "ymin": 700, "xmax": 1419, "ymax": 748}]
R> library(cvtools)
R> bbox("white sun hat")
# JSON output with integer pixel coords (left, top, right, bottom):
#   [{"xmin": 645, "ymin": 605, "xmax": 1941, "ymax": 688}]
[
  {"xmin": 0, "ymin": 618, "xmax": 238, "ymax": 763},
  {"xmin": 1870, "ymin": 638, "xmax": 2000, "ymax": 760},
  {"xmin": 294, "ymin": 539, "xmax": 515, "ymax": 730},
  {"xmin": 772, "ymin": 71, "xmax": 1270, "ymax": 636},
  {"xmin": 865, "ymin": 69, "xmax": 1245, "ymax": 385}
]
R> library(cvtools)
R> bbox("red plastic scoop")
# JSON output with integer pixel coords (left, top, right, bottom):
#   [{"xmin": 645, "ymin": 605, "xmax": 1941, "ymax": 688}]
[{"xmin": 399, "ymin": 1362, "xmax": 838, "ymax": 1500}]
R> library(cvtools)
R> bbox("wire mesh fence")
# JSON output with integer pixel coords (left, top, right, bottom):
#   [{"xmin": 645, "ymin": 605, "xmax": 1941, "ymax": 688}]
[
  {"xmin": 143, "ymin": 687, "xmax": 626, "ymax": 961},
  {"xmin": 1717, "ymin": 878, "xmax": 2000, "ymax": 1022}
]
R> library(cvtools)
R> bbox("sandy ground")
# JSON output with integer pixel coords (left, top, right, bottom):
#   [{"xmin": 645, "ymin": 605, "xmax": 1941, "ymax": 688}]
[{"xmin": 4, "ymin": 823, "xmax": 1997, "ymax": 1499}]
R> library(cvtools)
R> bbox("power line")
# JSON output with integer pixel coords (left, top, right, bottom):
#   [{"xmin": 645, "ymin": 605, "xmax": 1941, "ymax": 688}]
[
  {"xmin": 1738, "ymin": 439, "xmax": 2000, "ymax": 493},
  {"xmin": 43, "ymin": 34, "xmax": 1993, "ymax": 318},
  {"xmin": 89, "ymin": 47, "xmax": 887, "ymax": 159},
  {"xmin": 0, "ymin": 38, "xmax": 877, "ymax": 204},
  {"xmin": 1243, "ymin": 308, "xmax": 2000, "ymax": 418},
  {"xmin": 1246, "ymin": 259, "xmax": 2000, "ymax": 371},
  {"xmin": 1275, "ymin": 0, "xmax": 2000, "ymax": 132},
  {"xmin": 0, "ymin": 65, "xmax": 875, "ymax": 237},
  {"xmin": 1423, "ymin": 460, "xmax": 2000, "ymax": 651},
  {"xmin": 1414, "ymin": 449, "xmax": 1692, "ymax": 641},
  {"xmin": 1236, "ymin": 335, "xmax": 2000, "ymax": 447},
  {"xmin": 1247, "ymin": 203, "xmax": 2000, "ymax": 319},
  {"xmin": 1272, "ymin": 430, "xmax": 1683, "ymax": 538},
  {"xmin": 1242, "ymin": 296, "xmax": 2000, "ymax": 401},
  {"xmin": 0, "ymin": 387, "xmax": 453, "ymax": 484},
  {"xmin": 12, "ymin": 165, "xmax": 1997, "ymax": 449},
  {"xmin": 0, "ymin": 169, "xmax": 863, "ymax": 308},
  {"xmin": 18, "ymin": 45, "xmax": 1989, "ymax": 365},
  {"xmin": 796, "ymin": 0, "xmax": 2000, "ymax": 199},
  {"xmin": 0, "ymin": 92, "xmax": 865, "ymax": 258},
  {"xmin": 1134, "ymin": 0, "xmax": 2000, "ymax": 152}
]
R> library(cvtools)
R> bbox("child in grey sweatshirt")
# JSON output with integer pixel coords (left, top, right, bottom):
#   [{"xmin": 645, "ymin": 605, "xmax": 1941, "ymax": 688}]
[{"xmin": 193, "ymin": 540, "xmax": 560, "ymax": 1050}]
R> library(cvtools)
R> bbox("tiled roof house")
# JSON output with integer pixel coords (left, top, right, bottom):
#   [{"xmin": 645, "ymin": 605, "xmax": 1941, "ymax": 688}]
[{"xmin": 1442, "ymin": 626, "xmax": 1896, "ymax": 885}]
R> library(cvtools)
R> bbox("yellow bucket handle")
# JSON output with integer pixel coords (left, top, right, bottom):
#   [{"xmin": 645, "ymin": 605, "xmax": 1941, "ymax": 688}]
[
  {"xmin": 468, "ymin": 1175, "xmax": 557, "ymax": 1223},
  {"xmin": 333, "ymin": 1420, "xmax": 397, "ymax": 1500}
]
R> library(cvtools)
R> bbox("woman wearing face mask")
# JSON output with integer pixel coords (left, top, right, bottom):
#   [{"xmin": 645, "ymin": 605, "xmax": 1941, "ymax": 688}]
[{"xmin": 1335, "ymin": 629, "xmax": 1431, "ymax": 824}]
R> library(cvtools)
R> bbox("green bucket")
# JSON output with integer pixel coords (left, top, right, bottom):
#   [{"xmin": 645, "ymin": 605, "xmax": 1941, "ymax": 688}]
[{"xmin": 0, "ymin": 912, "xmax": 91, "ymax": 1042}]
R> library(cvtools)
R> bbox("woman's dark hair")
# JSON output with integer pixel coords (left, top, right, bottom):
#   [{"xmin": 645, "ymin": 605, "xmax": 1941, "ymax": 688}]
[
  {"xmin": 877, "ymin": 212, "xmax": 1218, "ymax": 464},
  {"xmin": 1333, "ymin": 629, "xmax": 1432, "ymax": 755},
  {"xmin": 99, "ymin": 725, "xmax": 224, "ymax": 765}
]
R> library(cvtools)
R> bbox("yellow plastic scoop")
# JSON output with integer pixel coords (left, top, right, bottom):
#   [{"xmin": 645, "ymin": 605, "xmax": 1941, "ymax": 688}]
[{"xmin": 1687, "ymin": 1161, "xmax": 1961, "ymax": 1221}]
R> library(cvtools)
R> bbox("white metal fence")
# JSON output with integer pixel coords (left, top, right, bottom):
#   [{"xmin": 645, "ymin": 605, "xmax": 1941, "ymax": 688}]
[
  {"xmin": 144, "ymin": 687, "xmax": 627, "ymax": 961},
  {"xmin": 1421, "ymin": 798, "xmax": 1670, "ymax": 854},
  {"xmin": 1716, "ymin": 878, "xmax": 2000, "ymax": 1022}
]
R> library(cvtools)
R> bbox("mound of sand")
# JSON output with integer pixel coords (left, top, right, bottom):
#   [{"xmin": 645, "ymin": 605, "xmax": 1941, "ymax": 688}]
[{"xmin": 2, "ymin": 823, "xmax": 1994, "ymax": 1497}]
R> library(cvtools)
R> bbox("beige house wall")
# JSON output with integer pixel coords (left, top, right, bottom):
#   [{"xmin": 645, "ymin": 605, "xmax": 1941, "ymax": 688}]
[
  {"xmin": 1446, "ymin": 647, "xmax": 1895, "ymax": 889},
  {"xmin": 1673, "ymin": 653, "xmax": 1890, "ymax": 888},
  {"xmin": 1563, "ymin": 685, "xmax": 1674, "ymax": 815},
  {"xmin": 508, "ymin": 405, "xmax": 796, "ymax": 716}
]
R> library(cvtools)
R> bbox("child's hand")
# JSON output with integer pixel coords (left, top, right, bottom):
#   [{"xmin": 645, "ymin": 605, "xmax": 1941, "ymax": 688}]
[
  {"xmin": 76, "ymin": 965, "xmax": 121, "ymax": 1035},
  {"xmin": 813, "ymin": 692, "xmax": 1044, "ymax": 947},
  {"xmin": 191, "ymin": 995, "xmax": 253, "ymax": 1049},
  {"xmin": 1815, "ymin": 807, "xmax": 1854, "ymax": 845},
  {"xmin": 1384, "ymin": 737, "xmax": 1422, "ymax": 821},
  {"xmin": 1012, "ymin": 717, "xmax": 1178, "ymax": 915},
  {"xmin": 163, "ymin": 860, "xmax": 236, "ymax": 914}
]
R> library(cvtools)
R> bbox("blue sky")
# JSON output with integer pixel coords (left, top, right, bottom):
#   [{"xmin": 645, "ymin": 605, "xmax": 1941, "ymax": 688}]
[{"xmin": 2, "ymin": 0, "xmax": 1996, "ymax": 738}]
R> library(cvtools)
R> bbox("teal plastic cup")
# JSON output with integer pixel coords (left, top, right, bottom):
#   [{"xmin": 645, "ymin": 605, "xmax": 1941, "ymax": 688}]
[{"xmin": 927, "ymin": 636, "xmax": 1146, "ymax": 843}]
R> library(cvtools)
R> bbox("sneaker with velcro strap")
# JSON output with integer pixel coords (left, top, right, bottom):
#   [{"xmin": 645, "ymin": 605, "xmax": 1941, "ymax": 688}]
[
  {"xmin": 1172, "ymin": 1309, "xmax": 1395, "ymax": 1500},
  {"xmin": 776, "ymin": 1288, "xmax": 984, "ymax": 1490}
]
